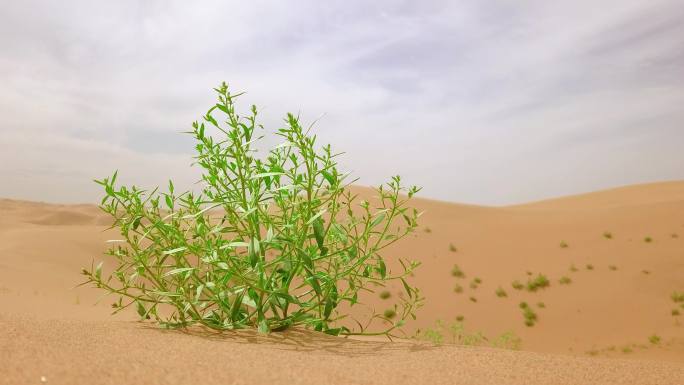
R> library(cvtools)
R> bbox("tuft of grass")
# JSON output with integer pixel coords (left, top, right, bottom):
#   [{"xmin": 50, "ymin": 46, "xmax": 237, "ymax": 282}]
[
  {"xmin": 383, "ymin": 309, "xmax": 397, "ymax": 319},
  {"xmin": 569, "ymin": 264, "xmax": 579, "ymax": 272},
  {"xmin": 603, "ymin": 231, "xmax": 613, "ymax": 239},
  {"xmin": 81, "ymin": 82, "xmax": 423, "ymax": 337},
  {"xmin": 526, "ymin": 274, "xmax": 550, "ymax": 292},
  {"xmin": 415, "ymin": 320, "xmax": 521, "ymax": 350},
  {"xmin": 537, "ymin": 302, "xmax": 545, "ymax": 308},
  {"xmin": 559, "ymin": 241, "xmax": 569, "ymax": 248},
  {"xmin": 649, "ymin": 334, "xmax": 661, "ymax": 345},
  {"xmin": 495, "ymin": 287, "xmax": 508, "ymax": 298},
  {"xmin": 379, "ymin": 290, "xmax": 391, "ymax": 300},
  {"xmin": 644, "ymin": 236, "xmax": 653, "ymax": 243},
  {"xmin": 519, "ymin": 302, "xmax": 537, "ymax": 327},
  {"xmin": 608, "ymin": 265, "xmax": 618, "ymax": 271},
  {"xmin": 586, "ymin": 264, "xmax": 594, "ymax": 271},
  {"xmin": 511, "ymin": 280, "xmax": 524, "ymax": 290},
  {"xmin": 470, "ymin": 278, "xmax": 482, "ymax": 289},
  {"xmin": 451, "ymin": 264, "xmax": 465, "ymax": 278},
  {"xmin": 449, "ymin": 243, "xmax": 458, "ymax": 252},
  {"xmin": 469, "ymin": 296, "xmax": 478, "ymax": 303},
  {"xmin": 474, "ymin": 277, "xmax": 482, "ymax": 284},
  {"xmin": 453, "ymin": 284, "xmax": 464, "ymax": 294},
  {"xmin": 559, "ymin": 276, "xmax": 572, "ymax": 285},
  {"xmin": 621, "ymin": 346, "xmax": 633, "ymax": 354},
  {"xmin": 671, "ymin": 291, "xmax": 684, "ymax": 303},
  {"xmin": 456, "ymin": 315, "xmax": 464, "ymax": 322},
  {"xmin": 672, "ymin": 309, "xmax": 680, "ymax": 316}
]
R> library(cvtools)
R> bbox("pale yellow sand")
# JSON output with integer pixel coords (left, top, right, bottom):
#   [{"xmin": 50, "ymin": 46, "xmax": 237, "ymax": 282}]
[{"xmin": 1, "ymin": 181, "xmax": 684, "ymax": 384}]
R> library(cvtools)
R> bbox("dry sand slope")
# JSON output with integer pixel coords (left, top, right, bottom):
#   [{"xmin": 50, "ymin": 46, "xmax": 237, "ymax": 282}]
[{"xmin": 1, "ymin": 181, "xmax": 684, "ymax": 384}]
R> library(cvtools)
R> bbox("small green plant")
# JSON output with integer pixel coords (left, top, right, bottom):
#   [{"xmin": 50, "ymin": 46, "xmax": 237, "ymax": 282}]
[
  {"xmin": 537, "ymin": 302, "xmax": 545, "ymax": 308},
  {"xmin": 586, "ymin": 264, "xmax": 594, "ymax": 270},
  {"xmin": 603, "ymin": 232, "xmax": 613, "ymax": 239},
  {"xmin": 449, "ymin": 244, "xmax": 458, "ymax": 252},
  {"xmin": 649, "ymin": 334, "xmax": 661, "ymax": 344},
  {"xmin": 672, "ymin": 309, "xmax": 681, "ymax": 316},
  {"xmin": 453, "ymin": 284, "xmax": 463, "ymax": 294},
  {"xmin": 511, "ymin": 280, "xmax": 524, "ymax": 290},
  {"xmin": 526, "ymin": 274, "xmax": 550, "ymax": 292},
  {"xmin": 644, "ymin": 236, "xmax": 653, "ymax": 243},
  {"xmin": 569, "ymin": 264, "xmax": 578, "ymax": 272},
  {"xmin": 474, "ymin": 277, "xmax": 482, "ymax": 284},
  {"xmin": 451, "ymin": 264, "xmax": 465, "ymax": 278},
  {"xmin": 519, "ymin": 302, "xmax": 537, "ymax": 326},
  {"xmin": 383, "ymin": 309, "xmax": 397, "ymax": 319},
  {"xmin": 379, "ymin": 290, "xmax": 391, "ymax": 300},
  {"xmin": 559, "ymin": 276, "xmax": 572, "ymax": 285},
  {"xmin": 490, "ymin": 331, "xmax": 522, "ymax": 350},
  {"xmin": 671, "ymin": 291, "xmax": 684, "ymax": 303},
  {"xmin": 608, "ymin": 265, "xmax": 618, "ymax": 271},
  {"xmin": 560, "ymin": 241, "xmax": 569, "ymax": 248},
  {"xmin": 456, "ymin": 315, "xmax": 464, "ymax": 321},
  {"xmin": 81, "ymin": 83, "xmax": 423, "ymax": 337},
  {"xmin": 495, "ymin": 287, "xmax": 507, "ymax": 298},
  {"xmin": 469, "ymin": 296, "xmax": 478, "ymax": 303},
  {"xmin": 621, "ymin": 346, "xmax": 633, "ymax": 354},
  {"xmin": 416, "ymin": 319, "xmax": 520, "ymax": 350}
]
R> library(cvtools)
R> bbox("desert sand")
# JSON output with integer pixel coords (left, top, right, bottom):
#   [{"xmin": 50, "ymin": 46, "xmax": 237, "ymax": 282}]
[{"xmin": 1, "ymin": 181, "xmax": 684, "ymax": 384}]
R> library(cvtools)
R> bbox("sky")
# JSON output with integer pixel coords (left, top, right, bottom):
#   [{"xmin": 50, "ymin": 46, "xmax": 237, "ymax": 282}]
[{"xmin": 1, "ymin": 0, "xmax": 683, "ymax": 205}]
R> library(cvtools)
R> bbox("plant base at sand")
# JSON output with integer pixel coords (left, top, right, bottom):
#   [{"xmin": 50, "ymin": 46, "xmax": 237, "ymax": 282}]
[{"xmin": 81, "ymin": 83, "xmax": 423, "ymax": 337}]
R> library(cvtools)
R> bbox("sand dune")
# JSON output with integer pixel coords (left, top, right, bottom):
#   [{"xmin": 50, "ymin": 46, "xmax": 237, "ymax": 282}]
[{"xmin": 1, "ymin": 182, "xmax": 684, "ymax": 384}]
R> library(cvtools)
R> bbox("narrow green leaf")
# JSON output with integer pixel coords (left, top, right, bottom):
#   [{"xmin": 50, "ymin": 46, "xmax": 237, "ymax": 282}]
[
  {"xmin": 163, "ymin": 247, "xmax": 187, "ymax": 255},
  {"xmin": 163, "ymin": 267, "xmax": 196, "ymax": 277}
]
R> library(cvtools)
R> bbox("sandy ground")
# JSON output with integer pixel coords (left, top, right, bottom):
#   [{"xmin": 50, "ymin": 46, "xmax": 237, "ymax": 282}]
[{"xmin": 2, "ymin": 181, "xmax": 684, "ymax": 384}]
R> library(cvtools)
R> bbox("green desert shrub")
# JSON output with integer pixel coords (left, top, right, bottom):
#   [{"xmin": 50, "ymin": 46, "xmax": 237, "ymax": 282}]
[
  {"xmin": 526, "ymin": 274, "xmax": 550, "ymax": 292},
  {"xmin": 519, "ymin": 302, "xmax": 537, "ymax": 326},
  {"xmin": 81, "ymin": 83, "xmax": 423, "ymax": 336},
  {"xmin": 511, "ymin": 280, "xmax": 524, "ymax": 290},
  {"xmin": 495, "ymin": 286, "xmax": 507, "ymax": 298},
  {"xmin": 451, "ymin": 264, "xmax": 465, "ymax": 278},
  {"xmin": 671, "ymin": 291, "xmax": 684, "ymax": 303}
]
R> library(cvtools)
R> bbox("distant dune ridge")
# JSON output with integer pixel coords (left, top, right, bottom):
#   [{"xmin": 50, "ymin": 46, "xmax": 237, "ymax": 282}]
[{"xmin": 1, "ymin": 181, "xmax": 684, "ymax": 384}]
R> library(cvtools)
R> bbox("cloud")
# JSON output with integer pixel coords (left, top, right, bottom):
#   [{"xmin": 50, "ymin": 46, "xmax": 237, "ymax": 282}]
[{"xmin": 1, "ymin": 0, "xmax": 683, "ymax": 204}]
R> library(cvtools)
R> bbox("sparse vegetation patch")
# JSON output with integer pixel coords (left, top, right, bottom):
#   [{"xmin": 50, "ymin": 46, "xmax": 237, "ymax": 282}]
[
  {"xmin": 495, "ymin": 287, "xmax": 508, "ymax": 298},
  {"xmin": 526, "ymin": 274, "xmax": 550, "ymax": 292}
]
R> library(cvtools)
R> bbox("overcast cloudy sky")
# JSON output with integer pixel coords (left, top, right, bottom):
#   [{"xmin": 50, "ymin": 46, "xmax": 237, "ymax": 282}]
[{"xmin": 1, "ymin": 0, "xmax": 683, "ymax": 205}]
